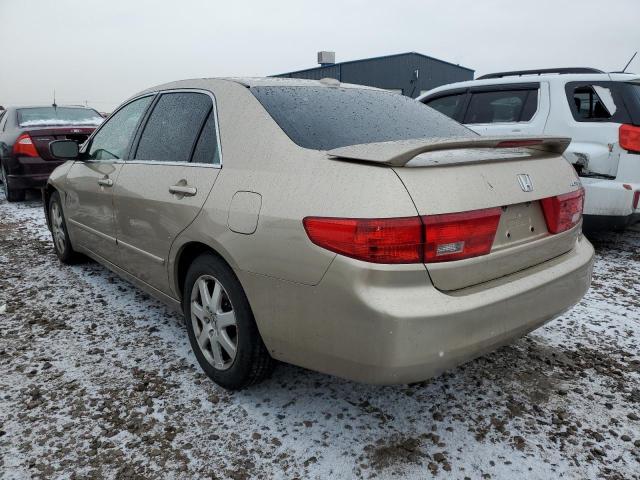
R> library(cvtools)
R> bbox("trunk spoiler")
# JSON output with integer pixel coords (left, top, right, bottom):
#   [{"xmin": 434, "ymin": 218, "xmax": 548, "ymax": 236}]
[{"xmin": 327, "ymin": 136, "xmax": 571, "ymax": 167}]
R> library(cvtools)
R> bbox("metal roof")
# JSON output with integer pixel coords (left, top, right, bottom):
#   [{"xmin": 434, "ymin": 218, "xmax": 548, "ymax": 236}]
[{"xmin": 274, "ymin": 51, "xmax": 474, "ymax": 77}]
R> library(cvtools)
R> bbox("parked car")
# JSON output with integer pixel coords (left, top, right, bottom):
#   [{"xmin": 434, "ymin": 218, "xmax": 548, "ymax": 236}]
[
  {"xmin": 418, "ymin": 68, "xmax": 640, "ymax": 231},
  {"xmin": 44, "ymin": 78, "xmax": 594, "ymax": 390},
  {"xmin": 0, "ymin": 105, "xmax": 102, "ymax": 201}
]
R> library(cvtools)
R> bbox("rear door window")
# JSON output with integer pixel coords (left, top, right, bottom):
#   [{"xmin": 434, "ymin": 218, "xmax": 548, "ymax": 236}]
[
  {"xmin": 424, "ymin": 93, "xmax": 466, "ymax": 120},
  {"xmin": 135, "ymin": 92, "xmax": 212, "ymax": 163},
  {"xmin": 464, "ymin": 88, "xmax": 539, "ymax": 124},
  {"xmin": 87, "ymin": 96, "xmax": 153, "ymax": 160},
  {"xmin": 191, "ymin": 110, "xmax": 220, "ymax": 165}
]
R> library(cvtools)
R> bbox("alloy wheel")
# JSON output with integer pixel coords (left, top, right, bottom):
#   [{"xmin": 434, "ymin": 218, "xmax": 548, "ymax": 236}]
[{"xmin": 190, "ymin": 275, "xmax": 238, "ymax": 370}]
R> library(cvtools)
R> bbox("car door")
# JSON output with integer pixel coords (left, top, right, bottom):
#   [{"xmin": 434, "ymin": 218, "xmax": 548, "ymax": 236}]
[
  {"xmin": 64, "ymin": 95, "xmax": 154, "ymax": 263},
  {"xmin": 113, "ymin": 90, "xmax": 221, "ymax": 294}
]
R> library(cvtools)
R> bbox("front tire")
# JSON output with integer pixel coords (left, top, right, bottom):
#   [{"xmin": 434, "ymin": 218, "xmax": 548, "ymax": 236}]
[
  {"xmin": 1, "ymin": 163, "xmax": 25, "ymax": 202},
  {"xmin": 183, "ymin": 253, "xmax": 274, "ymax": 390},
  {"xmin": 49, "ymin": 191, "xmax": 81, "ymax": 264}
]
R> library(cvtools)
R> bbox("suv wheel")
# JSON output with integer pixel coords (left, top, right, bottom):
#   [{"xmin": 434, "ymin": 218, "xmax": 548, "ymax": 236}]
[
  {"xmin": 49, "ymin": 191, "xmax": 81, "ymax": 264},
  {"xmin": 1, "ymin": 163, "xmax": 25, "ymax": 202},
  {"xmin": 183, "ymin": 253, "xmax": 274, "ymax": 390}
]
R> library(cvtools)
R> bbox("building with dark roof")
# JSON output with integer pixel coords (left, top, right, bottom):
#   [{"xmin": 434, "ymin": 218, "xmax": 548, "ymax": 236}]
[{"xmin": 273, "ymin": 51, "xmax": 474, "ymax": 98}]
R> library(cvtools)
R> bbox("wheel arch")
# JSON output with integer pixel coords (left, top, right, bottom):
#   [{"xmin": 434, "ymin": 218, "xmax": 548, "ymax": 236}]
[
  {"xmin": 43, "ymin": 183, "xmax": 59, "ymax": 230},
  {"xmin": 173, "ymin": 241, "xmax": 238, "ymax": 302}
]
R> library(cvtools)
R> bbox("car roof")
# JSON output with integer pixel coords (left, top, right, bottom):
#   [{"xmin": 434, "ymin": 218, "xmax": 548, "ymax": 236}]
[
  {"xmin": 137, "ymin": 77, "xmax": 385, "ymax": 96},
  {"xmin": 418, "ymin": 72, "xmax": 640, "ymax": 100}
]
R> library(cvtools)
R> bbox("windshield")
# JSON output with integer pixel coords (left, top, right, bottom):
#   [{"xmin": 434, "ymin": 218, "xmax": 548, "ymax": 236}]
[
  {"xmin": 17, "ymin": 107, "xmax": 103, "ymax": 127},
  {"xmin": 251, "ymin": 86, "xmax": 474, "ymax": 150}
]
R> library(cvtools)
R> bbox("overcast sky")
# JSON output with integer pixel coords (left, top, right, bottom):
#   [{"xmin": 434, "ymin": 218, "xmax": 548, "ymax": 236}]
[{"xmin": 1, "ymin": 0, "xmax": 638, "ymax": 111}]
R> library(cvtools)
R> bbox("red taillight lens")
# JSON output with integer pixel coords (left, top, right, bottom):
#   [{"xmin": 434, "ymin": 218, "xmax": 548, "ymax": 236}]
[
  {"xmin": 303, "ymin": 207, "xmax": 503, "ymax": 264},
  {"xmin": 422, "ymin": 208, "xmax": 502, "ymax": 263},
  {"xmin": 619, "ymin": 124, "xmax": 640, "ymax": 153},
  {"xmin": 13, "ymin": 133, "xmax": 38, "ymax": 157},
  {"xmin": 633, "ymin": 191, "xmax": 640, "ymax": 210},
  {"xmin": 303, "ymin": 216, "xmax": 423, "ymax": 264},
  {"xmin": 540, "ymin": 188, "xmax": 584, "ymax": 234}
]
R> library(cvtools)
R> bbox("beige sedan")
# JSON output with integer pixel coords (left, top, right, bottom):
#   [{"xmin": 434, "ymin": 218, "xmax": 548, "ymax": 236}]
[{"xmin": 44, "ymin": 78, "xmax": 594, "ymax": 389}]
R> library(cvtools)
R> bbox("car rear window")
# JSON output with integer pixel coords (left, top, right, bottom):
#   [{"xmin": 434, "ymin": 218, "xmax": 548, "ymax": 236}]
[
  {"xmin": 17, "ymin": 107, "xmax": 103, "ymax": 127},
  {"xmin": 250, "ymin": 86, "xmax": 474, "ymax": 150}
]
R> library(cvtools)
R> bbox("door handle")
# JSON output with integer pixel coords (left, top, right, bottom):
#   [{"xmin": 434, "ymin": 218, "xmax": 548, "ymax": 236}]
[
  {"xmin": 98, "ymin": 178, "xmax": 113, "ymax": 187},
  {"xmin": 169, "ymin": 184, "xmax": 197, "ymax": 196}
]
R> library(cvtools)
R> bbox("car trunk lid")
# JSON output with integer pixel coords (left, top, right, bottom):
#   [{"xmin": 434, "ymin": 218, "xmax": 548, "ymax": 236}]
[
  {"xmin": 21, "ymin": 126, "xmax": 95, "ymax": 160},
  {"xmin": 328, "ymin": 136, "xmax": 583, "ymax": 291}
]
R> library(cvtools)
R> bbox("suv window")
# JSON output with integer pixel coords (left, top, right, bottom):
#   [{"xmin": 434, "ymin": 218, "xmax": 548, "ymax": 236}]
[
  {"xmin": 570, "ymin": 85, "xmax": 615, "ymax": 120},
  {"xmin": 251, "ymin": 86, "xmax": 473, "ymax": 150},
  {"xmin": 191, "ymin": 110, "xmax": 220, "ymax": 165},
  {"xmin": 88, "ymin": 96, "xmax": 152, "ymax": 160},
  {"xmin": 425, "ymin": 93, "xmax": 466, "ymax": 119},
  {"xmin": 464, "ymin": 89, "xmax": 538, "ymax": 124},
  {"xmin": 135, "ymin": 92, "xmax": 212, "ymax": 163}
]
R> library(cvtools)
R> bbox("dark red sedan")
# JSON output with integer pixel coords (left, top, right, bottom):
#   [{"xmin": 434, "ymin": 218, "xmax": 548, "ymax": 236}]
[{"xmin": 0, "ymin": 105, "xmax": 102, "ymax": 201}]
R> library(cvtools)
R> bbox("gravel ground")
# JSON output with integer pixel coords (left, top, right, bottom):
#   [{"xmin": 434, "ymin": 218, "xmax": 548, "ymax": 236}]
[{"xmin": 1, "ymin": 190, "xmax": 639, "ymax": 480}]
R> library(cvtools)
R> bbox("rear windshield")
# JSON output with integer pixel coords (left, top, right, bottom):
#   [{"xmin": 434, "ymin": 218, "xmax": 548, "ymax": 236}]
[
  {"xmin": 251, "ymin": 86, "xmax": 474, "ymax": 150},
  {"xmin": 17, "ymin": 107, "xmax": 103, "ymax": 127}
]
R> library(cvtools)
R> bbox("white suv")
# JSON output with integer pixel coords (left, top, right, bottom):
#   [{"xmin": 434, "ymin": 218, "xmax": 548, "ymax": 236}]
[{"xmin": 419, "ymin": 68, "xmax": 640, "ymax": 231}]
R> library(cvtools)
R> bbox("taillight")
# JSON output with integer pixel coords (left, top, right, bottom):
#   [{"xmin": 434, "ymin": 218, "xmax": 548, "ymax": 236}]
[
  {"xmin": 303, "ymin": 216, "xmax": 423, "ymax": 263},
  {"xmin": 619, "ymin": 124, "xmax": 640, "ymax": 153},
  {"xmin": 13, "ymin": 133, "xmax": 38, "ymax": 157},
  {"xmin": 540, "ymin": 188, "xmax": 584, "ymax": 234},
  {"xmin": 303, "ymin": 207, "xmax": 502, "ymax": 264},
  {"xmin": 633, "ymin": 191, "xmax": 640, "ymax": 210},
  {"xmin": 422, "ymin": 208, "xmax": 502, "ymax": 262}
]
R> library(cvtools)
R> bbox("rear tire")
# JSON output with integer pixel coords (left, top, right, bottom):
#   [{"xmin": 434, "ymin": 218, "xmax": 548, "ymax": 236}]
[
  {"xmin": 49, "ymin": 191, "xmax": 82, "ymax": 264},
  {"xmin": 1, "ymin": 163, "xmax": 25, "ymax": 202},
  {"xmin": 183, "ymin": 253, "xmax": 274, "ymax": 390}
]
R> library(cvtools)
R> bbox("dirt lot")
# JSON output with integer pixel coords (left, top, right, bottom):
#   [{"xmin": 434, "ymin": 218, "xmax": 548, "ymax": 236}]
[{"xmin": 1, "ymin": 191, "xmax": 639, "ymax": 480}]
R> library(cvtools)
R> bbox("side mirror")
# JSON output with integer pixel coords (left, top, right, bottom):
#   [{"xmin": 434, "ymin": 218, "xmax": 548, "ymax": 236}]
[{"xmin": 49, "ymin": 140, "xmax": 79, "ymax": 160}]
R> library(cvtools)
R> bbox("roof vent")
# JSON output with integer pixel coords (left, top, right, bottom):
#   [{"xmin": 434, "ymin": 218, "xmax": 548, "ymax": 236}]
[{"xmin": 318, "ymin": 51, "xmax": 336, "ymax": 67}]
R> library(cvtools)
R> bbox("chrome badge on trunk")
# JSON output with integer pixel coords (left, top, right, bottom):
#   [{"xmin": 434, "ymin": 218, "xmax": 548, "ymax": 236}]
[{"xmin": 517, "ymin": 174, "xmax": 534, "ymax": 192}]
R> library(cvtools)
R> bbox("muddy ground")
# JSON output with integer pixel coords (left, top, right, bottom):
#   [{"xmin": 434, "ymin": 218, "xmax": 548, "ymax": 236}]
[{"xmin": 1, "ymin": 191, "xmax": 639, "ymax": 479}]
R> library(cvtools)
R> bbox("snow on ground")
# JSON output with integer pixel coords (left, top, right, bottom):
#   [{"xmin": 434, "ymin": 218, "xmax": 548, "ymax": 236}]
[{"xmin": 0, "ymin": 190, "xmax": 639, "ymax": 480}]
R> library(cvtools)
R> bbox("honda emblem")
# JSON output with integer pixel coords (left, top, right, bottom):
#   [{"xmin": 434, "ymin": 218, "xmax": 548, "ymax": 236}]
[{"xmin": 517, "ymin": 174, "xmax": 533, "ymax": 192}]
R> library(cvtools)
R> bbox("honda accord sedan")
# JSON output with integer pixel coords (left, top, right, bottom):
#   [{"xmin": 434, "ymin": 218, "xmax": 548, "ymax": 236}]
[{"xmin": 44, "ymin": 78, "xmax": 594, "ymax": 389}]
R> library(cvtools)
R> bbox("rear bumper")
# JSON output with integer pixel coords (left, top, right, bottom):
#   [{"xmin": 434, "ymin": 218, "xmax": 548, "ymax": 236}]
[
  {"xmin": 242, "ymin": 235, "xmax": 594, "ymax": 385},
  {"xmin": 583, "ymin": 213, "xmax": 638, "ymax": 231},
  {"xmin": 581, "ymin": 177, "xmax": 639, "ymax": 217},
  {"xmin": 7, "ymin": 173, "xmax": 51, "ymax": 189},
  {"xmin": 5, "ymin": 157, "xmax": 63, "ymax": 189},
  {"xmin": 580, "ymin": 177, "xmax": 640, "ymax": 231}
]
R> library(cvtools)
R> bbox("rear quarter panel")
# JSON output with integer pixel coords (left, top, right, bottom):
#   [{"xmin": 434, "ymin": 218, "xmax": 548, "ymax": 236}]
[{"xmin": 169, "ymin": 80, "xmax": 420, "ymax": 290}]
